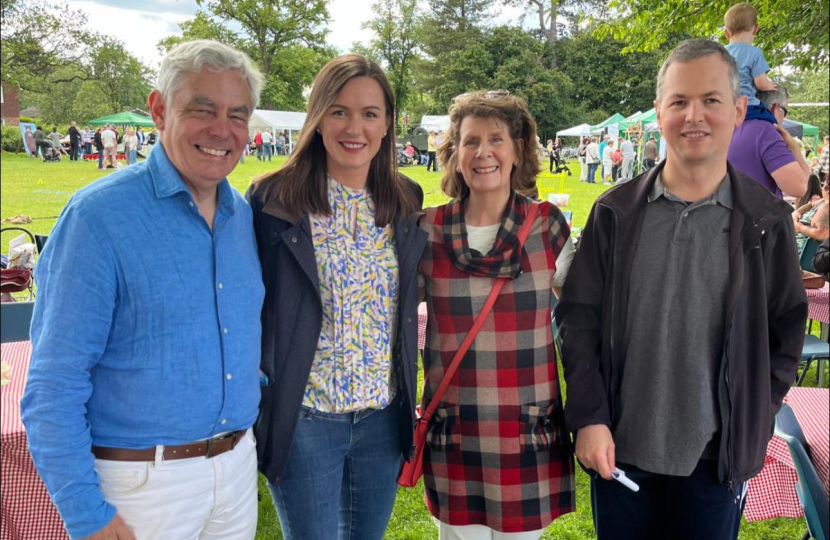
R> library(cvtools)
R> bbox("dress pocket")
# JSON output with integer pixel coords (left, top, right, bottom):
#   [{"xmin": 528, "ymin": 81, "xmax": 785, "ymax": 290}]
[
  {"xmin": 520, "ymin": 402, "xmax": 558, "ymax": 452},
  {"xmin": 426, "ymin": 405, "xmax": 461, "ymax": 452}
]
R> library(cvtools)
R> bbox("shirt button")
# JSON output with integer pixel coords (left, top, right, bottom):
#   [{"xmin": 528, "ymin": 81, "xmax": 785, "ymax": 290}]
[
  {"xmin": 407, "ymin": 317, "xmax": 412, "ymax": 323},
  {"xmin": 291, "ymin": 236, "xmax": 298, "ymax": 243},
  {"xmin": 223, "ymin": 327, "xmax": 228, "ymax": 334},
  {"xmin": 221, "ymin": 419, "xmax": 227, "ymax": 425},
  {"xmin": 217, "ymin": 283, "xmax": 224, "ymax": 290},
  {"xmin": 189, "ymin": 201, "xmax": 195, "ymax": 208},
  {"xmin": 683, "ymin": 213, "xmax": 689, "ymax": 218},
  {"xmin": 226, "ymin": 373, "xmax": 233, "ymax": 380}
]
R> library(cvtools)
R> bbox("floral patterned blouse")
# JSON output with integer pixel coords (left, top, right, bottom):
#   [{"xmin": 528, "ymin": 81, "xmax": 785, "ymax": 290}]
[{"xmin": 303, "ymin": 176, "xmax": 399, "ymax": 412}]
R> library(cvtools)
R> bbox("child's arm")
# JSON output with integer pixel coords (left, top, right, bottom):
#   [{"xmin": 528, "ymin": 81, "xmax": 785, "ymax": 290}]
[{"xmin": 754, "ymin": 72, "xmax": 777, "ymax": 91}]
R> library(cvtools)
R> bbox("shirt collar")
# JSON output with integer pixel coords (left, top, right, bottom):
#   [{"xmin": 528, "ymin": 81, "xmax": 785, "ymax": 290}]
[
  {"xmin": 648, "ymin": 172, "xmax": 733, "ymax": 209},
  {"xmin": 148, "ymin": 142, "xmax": 236, "ymax": 216}
]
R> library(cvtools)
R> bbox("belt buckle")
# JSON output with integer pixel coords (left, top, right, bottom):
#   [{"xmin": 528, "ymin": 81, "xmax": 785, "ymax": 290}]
[{"xmin": 205, "ymin": 432, "xmax": 234, "ymax": 458}]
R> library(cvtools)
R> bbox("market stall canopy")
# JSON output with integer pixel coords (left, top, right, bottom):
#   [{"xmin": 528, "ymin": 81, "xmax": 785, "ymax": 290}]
[
  {"xmin": 616, "ymin": 108, "xmax": 657, "ymax": 133},
  {"xmin": 88, "ymin": 111, "xmax": 155, "ymax": 127},
  {"xmin": 591, "ymin": 113, "xmax": 626, "ymax": 133},
  {"xmin": 556, "ymin": 123, "xmax": 592, "ymax": 137},
  {"xmin": 249, "ymin": 110, "xmax": 307, "ymax": 132},
  {"xmin": 420, "ymin": 115, "xmax": 451, "ymax": 131}
]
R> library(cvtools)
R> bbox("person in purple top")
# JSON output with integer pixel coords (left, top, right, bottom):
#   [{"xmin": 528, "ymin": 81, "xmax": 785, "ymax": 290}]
[{"xmin": 728, "ymin": 86, "xmax": 809, "ymax": 198}]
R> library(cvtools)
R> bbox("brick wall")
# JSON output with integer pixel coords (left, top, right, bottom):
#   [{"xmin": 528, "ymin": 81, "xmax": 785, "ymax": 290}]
[{"xmin": 1, "ymin": 82, "xmax": 21, "ymax": 126}]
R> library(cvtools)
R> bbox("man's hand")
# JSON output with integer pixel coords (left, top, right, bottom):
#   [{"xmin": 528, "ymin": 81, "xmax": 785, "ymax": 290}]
[
  {"xmin": 575, "ymin": 424, "xmax": 616, "ymax": 480},
  {"xmin": 80, "ymin": 515, "xmax": 136, "ymax": 540},
  {"xmin": 774, "ymin": 123, "xmax": 801, "ymax": 156}
]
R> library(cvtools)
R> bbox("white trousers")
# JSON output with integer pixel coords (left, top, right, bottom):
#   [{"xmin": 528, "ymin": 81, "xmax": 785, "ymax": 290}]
[
  {"xmin": 435, "ymin": 518, "xmax": 544, "ymax": 540},
  {"xmin": 94, "ymin": 429, "xmax": 258, "ymax": 540},
  {"xmin": 579, "ymin": 156, "xmax": 588, "ymax": 181}
]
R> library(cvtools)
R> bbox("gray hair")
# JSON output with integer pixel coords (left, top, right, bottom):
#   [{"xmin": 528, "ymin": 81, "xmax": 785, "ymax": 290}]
[
  {"xmin": 758, "ymin": 86, "xmax": 789, "ymax": 110},
  {"xmin": 156, "ymin": 40, "xmax": 264, "ymax": 110},
  {"xmin": 656, "ymin": 39, "xmax": 740, "ymax": 103}
]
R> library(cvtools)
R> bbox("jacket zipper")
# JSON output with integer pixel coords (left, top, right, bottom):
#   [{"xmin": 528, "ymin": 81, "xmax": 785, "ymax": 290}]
[{"xmin": 723, "ymin": 326, "xmax": 734, "ymax": 489}]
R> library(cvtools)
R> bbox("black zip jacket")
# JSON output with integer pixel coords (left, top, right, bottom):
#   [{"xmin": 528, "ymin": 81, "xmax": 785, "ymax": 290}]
[
  {"xmin": 246, "ymin": 178, "xmax": 426, "ymax": 486},
  {"xmin": 555, "ymin": 161, "xmax": 808, "ymax": 486}
]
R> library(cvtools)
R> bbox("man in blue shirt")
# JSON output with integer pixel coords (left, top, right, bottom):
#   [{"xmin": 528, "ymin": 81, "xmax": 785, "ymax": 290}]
[{"xmin": 22, "ymin": 40, "xmax": 265, "ymax": 540}]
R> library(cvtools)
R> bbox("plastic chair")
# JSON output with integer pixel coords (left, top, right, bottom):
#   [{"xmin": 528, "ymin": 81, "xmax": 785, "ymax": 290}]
[
  {"xmin": 800, "ymin": 238, "xmax": 822, "ymax": 273},
  {"xmin": 774, "ymin": 403, "xmax": 829, "ymax": 540},
  {"xmin": 796, "ymin": 334, "xmax": 830, "ymax": 387},
  {"xmin": 1, "ymin": 302, "xmax": 35, "ymax": 343}
]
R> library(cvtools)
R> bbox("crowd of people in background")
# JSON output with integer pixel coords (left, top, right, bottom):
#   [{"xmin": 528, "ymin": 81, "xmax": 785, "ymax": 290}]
[{"xmin": 23, "ymin": 122, "xmax": 157, "ymax": 168}]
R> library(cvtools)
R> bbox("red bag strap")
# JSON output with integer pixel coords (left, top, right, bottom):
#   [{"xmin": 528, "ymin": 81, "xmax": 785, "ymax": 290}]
[{"xmin": 422, "ymin": 201, "xmax": 539, "ymax": 421}]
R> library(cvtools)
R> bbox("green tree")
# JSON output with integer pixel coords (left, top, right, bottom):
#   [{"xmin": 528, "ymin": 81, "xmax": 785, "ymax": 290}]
[
  {"xmin": 594, "ymin": 0, "xmax": 828, "ymax": 70},
  {"xmin": 501, "ymin": 0, "xmax": 606, "ymax": 68},
  {"xmin": 555, "ymin": 29, "xmax": 682, "ymax": 116},
  {"xmin": 200, "ymin": 0, "xmax": 335, "ymax": 109},
  {"xmin": 156, "ymin": 11, "xmax": 242, "ymax": 55},
  {"xmin": 1, "ymin": 0, "xmax": 99, "ymax": 92},
  {"xmin": 92, "ymin": 38, "xmax": 155, "ymax": 114},
  {"xmin": 779, "ymin": 67, "xmax": 830, "ymax": 140},
  {"xmin": 363, "ymin": 0, "xmax": 421, "ymax": 127}
]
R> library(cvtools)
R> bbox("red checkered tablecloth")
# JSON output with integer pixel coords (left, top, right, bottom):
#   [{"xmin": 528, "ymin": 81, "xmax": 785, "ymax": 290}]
[
  {"xmin": 806, "ymin": 283, "xmax": 829, "ymax": 324},
  {"xmin": 417, "ymin": 302, "xmax": 427, "ymax": 351},
  {"xmin": 1, "ymin": 341, "xmax": 69, "ymax": 540},
  {"xmin": 744, "ymin": 387, "xmax": 829, "ymax": 522}
]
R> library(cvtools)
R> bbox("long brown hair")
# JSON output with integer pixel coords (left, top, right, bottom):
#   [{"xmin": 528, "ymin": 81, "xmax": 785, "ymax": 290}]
[
  {"xmin": 438, "ymin": 90, "xmax": 540, "ymax": 199},
  {"xmin": 253, "ymin": 54, "xmax": 418, "ymax": 226}
]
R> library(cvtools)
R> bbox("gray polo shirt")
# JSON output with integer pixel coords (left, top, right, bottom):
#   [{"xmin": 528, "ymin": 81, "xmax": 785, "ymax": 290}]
[{"xmin": 613, "ymin": 173, "xmax": 732, "ymax": 477}]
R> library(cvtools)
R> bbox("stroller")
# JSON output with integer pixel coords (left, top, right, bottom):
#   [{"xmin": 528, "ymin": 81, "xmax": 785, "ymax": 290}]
[
  {"xmin": 396, "ymin": 147, "xmax": 410, "ymax": 166},
  {"xmin": 43, "ymin": 146, "xmax": 61, "ymax": 162},
  {"xmin": 552, "ymin": 149, "xmax": 571, "ymax": 176}
]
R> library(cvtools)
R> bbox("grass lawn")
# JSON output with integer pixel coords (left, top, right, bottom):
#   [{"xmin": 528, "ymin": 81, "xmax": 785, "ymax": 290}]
[{"xmin": 0, "ymin": 151, "xmax": 821, "ymax": 540}]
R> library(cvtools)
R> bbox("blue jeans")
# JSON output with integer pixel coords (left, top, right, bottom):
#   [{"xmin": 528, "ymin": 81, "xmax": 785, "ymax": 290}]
[
  {"xmin": 262, "ymin": 143, "xmax": 272, "ymax": 161},
  {"xmin": 590, "ymin": 459, "xmax": 746, "ymax": 540},
  {"xmin": 129, "ymin": 149, "xmax": 137, "ymax": 164},
  {"xmin": 97, "ymin": 149, "xmax": 104, "ymax": 168},
  {"xmin": 586, "ymin": 162, "xmax": 599, "ymax": 183},
  {"xmin": 268, "ymin": 400, "xmax": 403, "ymax": 540}
]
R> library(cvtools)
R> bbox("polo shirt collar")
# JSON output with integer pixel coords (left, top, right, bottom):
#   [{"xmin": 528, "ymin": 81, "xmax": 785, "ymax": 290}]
[
  {"xmin": 148, "ymin": 142, "xmax": 236, "ymax": 216},
  {"xmin": 648, "ymin": 172, "xmax": 733, "ymax": 209}
]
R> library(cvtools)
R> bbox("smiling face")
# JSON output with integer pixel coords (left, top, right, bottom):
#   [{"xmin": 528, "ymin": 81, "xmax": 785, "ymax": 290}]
[
  {"xmin": 318, "ymin": 76, "xmax": 389, "ymax": 186},
  {"xmin": 149, "ymin": 68, "xmax": 252, "ymax": 197},
  {"xmin": 655, "ymin": 54, "xmax": 746, "ymax": 170},
  {"xmin": 457, "ymin": 116, "xmax": 518, "ymax": 198}
]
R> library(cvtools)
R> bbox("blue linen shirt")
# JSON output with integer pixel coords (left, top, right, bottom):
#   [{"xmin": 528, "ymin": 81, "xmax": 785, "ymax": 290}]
[{"xmin": 21, "ymin": 144, "xmax": 265, "ymax": 539}]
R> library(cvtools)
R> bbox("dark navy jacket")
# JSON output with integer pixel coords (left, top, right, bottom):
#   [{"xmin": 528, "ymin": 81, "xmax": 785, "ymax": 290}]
[{"xmin": 246, "ymin": 179, "xmax": 426, "ymax": 485}]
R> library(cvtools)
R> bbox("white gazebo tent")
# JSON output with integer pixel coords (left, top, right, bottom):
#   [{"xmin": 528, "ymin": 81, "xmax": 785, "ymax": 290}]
[
  {"xmin": 249, "ymin": 110, "xmax": 307, "ymax": 153},
  {"xmin": 420, "ymin": 115, "xmax": 451, "ymax": 131},
  {"xmin": 556, "ymin": 123, "xmax": 592, "ymax": 137}
]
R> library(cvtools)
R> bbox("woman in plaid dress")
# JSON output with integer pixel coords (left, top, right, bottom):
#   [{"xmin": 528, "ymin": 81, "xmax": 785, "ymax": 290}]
[{"xmin": 418, "ymin": 90, "xmax": 576, "ymax": 539}]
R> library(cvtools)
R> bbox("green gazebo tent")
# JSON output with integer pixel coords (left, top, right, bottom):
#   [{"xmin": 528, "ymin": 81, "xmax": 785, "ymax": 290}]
[
  {"xmin": 591, "ymin": 113, "xmax": 626, "ymax": 134},
  {"xmin": 88, "ymin": 111, "xmax": 155, "ymax": 127}
]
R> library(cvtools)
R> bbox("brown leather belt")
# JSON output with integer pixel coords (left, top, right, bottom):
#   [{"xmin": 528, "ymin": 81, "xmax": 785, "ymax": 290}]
[{"xmin": 92, "ymin": 430, "xmax": 247, "ymax": 462}]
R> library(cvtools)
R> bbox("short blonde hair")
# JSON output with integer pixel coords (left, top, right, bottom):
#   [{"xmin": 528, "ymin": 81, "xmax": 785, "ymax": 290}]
[
  {"xmin": 438, "ymin": 90, "xmax": 540, "ymax": 199},
  {"xmin": 724, "ymin": 3, "xmax": 757, "ymax": 34}
]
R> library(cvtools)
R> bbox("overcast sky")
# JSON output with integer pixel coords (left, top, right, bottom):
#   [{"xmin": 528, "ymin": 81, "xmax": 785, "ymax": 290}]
[{"xmin": 67, "ymin": 0, "xmax": 530, "ymax": 71}]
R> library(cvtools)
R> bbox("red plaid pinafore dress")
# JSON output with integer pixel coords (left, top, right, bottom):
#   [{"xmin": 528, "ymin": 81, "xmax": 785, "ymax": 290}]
[{"xmin": 418, "ymin": 200, "xmax": 576, "ymax": 532}]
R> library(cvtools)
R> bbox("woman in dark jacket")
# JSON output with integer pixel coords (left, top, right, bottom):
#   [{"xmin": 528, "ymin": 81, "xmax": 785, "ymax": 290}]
[{"xmin": 246, "ymin": 54, "xmax": 425, "ymax": 540}]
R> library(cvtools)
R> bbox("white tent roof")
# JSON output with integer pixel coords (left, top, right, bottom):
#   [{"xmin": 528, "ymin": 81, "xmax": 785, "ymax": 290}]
[
  {"xmin": 556, "ymin": 123, "xmax": 591, "ymax": 137},
  {"xmin": 420, "ymin": 115, "xmax": 451, "ymax": 131},
  {"xmin": 250, "ymin": 110, "xmax": 307, "ymax": 132}
]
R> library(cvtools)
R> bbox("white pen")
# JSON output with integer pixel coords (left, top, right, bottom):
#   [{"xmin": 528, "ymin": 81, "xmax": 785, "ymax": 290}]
[{"xmin": 612, "ymin": 467, "xmax": 640, "ymax": 492}]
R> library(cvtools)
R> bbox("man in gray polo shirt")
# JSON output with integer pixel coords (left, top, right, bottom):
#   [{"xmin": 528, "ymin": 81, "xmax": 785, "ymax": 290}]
[{"xmin": 556, "ymin": 39, "xmax": 807, "ymax": 540}]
